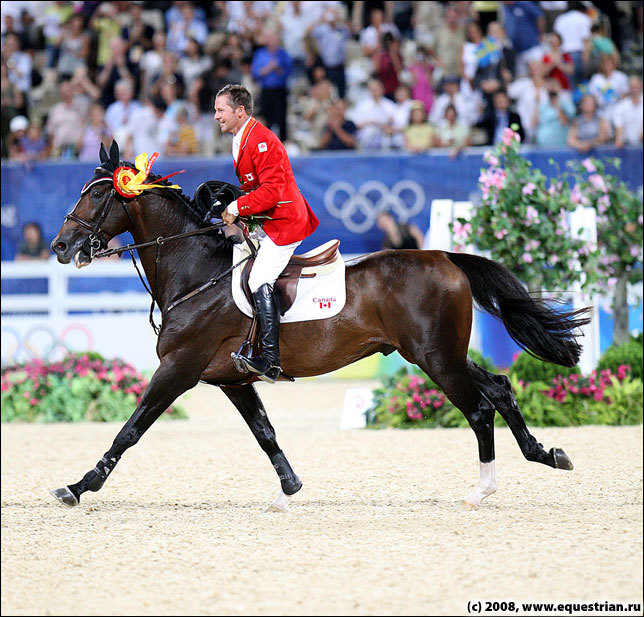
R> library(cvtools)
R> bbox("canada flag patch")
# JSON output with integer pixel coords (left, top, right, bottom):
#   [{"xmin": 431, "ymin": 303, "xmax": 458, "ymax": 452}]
[
  {"xmin": 314, "ymin": 296, "xmax": 336, "ymax": 309},
  {"xmin": 258, "ymin": 142, "xmax": 267, "ymax": 152},
  {"xmin": 245, "ymin": 173, "xmax": 254, "ymax": 182}
]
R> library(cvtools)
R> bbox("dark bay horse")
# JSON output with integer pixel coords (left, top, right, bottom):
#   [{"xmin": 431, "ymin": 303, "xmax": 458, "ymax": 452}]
[{"xmin": 50, "ymin": 142, "xmax": 590, "ymax": 510}]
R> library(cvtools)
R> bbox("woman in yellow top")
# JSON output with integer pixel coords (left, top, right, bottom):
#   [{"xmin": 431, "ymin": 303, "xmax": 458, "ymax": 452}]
[{"xmin": 404, "ymin": 101, "xmax": 434, "ymax": 153}]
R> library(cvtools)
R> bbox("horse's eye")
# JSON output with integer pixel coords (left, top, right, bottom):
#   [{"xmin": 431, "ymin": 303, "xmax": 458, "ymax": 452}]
[{"xmin": 91, "ymin": 190, "xmax": 102, "ymax": 198}]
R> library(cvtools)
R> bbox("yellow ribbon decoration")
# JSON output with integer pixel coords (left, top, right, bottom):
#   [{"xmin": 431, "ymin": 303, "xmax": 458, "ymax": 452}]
[{"xmin": 113, "ymin": 152, "xmax": 183, "ymax": 198}]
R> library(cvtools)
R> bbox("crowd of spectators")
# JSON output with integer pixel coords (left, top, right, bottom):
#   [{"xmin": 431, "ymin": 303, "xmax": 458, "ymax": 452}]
[{"xmin": 2, "ymin": 0, "xmax": 643, "ymax": 163}]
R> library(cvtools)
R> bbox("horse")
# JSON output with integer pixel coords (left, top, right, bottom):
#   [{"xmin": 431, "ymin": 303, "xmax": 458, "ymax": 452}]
[{"xmin": 49, "ymin": 141, "xmax": 590, "ymax": 511}]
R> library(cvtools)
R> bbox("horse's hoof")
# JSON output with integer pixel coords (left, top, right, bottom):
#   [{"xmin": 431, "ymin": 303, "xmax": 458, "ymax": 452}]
[
  {"xmin": 265, "ymin": 491, "xmax": 290, "ymax": 513},
  {"xmin": 551, "ymin": 447, "xmax": 574, "ymax": 470},
  {"xmin": 49, "ymin": 486, "xmax": 79, "ymax": 507},
  {"xmin": 460, "ymin": 500, "xmax": 479, "ymax": 510}
]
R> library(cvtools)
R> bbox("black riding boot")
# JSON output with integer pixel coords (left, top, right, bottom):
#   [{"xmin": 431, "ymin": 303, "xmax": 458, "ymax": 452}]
[{"xmin": 238, "ymin": 283, "xmax": 282, "ymax": 383}]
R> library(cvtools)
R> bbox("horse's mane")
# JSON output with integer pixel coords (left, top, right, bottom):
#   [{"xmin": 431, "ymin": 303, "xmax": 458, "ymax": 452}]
[{"xmin": 118, "ymin": 161, "xmax": 236, "ymax": 253}]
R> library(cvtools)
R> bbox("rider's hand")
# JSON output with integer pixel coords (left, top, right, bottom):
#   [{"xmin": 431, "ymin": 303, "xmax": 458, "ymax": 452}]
[{"xmin": 222, "ymin": 206, "xmax": 238, "ymax": 225}]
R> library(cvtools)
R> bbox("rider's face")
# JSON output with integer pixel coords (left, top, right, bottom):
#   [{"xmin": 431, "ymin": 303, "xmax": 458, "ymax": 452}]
[{"xmin": 214, "ymin": 96, "xmax": 245, "ymax": 135}]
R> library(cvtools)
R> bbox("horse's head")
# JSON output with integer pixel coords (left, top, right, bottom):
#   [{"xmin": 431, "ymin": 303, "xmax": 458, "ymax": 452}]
[{"xmin": 51, "ymin": 141, "xmax": 132, "ymax": 268}]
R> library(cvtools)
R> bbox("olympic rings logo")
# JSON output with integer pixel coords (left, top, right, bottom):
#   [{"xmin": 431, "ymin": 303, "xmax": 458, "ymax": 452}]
[
  {"xmin": 323, "ymin": 180, "xmax": 426, "ymax": 234},
  {"xmin": 1, "ymin": 324, "xmax": 94, "ymax": 365}
]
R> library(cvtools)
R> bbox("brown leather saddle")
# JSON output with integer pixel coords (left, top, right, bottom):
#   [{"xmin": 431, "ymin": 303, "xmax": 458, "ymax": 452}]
[{"xmin": 236, "ymin": 240, "xmax": 340, "ymax": 369}]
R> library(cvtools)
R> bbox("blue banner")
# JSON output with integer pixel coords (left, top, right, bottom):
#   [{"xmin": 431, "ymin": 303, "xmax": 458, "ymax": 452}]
[{"xmin": 2, "ymin": 147, "xmax": 642, "ymax": 260}]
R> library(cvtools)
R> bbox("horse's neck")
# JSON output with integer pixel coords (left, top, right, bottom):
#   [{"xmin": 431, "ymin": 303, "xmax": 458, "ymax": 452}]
[{"xmin": 129, "ymin": 194, "xmax": 227, "ymax": 310}]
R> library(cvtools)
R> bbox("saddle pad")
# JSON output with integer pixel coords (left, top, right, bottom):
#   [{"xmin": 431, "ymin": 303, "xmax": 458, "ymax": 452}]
[{"xmin": 231, "ymin": 242, "xmax": 346, "ymax": 322}]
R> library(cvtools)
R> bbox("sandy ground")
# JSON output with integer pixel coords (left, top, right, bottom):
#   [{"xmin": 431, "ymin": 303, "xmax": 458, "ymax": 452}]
[{"xmin": 1, "ymin": 379, "xmax": 642, "ymax": 616}]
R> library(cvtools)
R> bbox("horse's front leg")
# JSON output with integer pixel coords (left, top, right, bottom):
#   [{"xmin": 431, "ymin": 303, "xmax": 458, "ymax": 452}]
[
  {"xmin": 50, "ymin": 354, "xmax": 202, "ymax": 506},
  {"xmin": 220, "ymin": 383, "xmax": 302, "ymax": 512}
]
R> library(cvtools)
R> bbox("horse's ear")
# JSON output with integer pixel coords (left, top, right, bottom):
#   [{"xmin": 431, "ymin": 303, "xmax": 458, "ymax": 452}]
[
  {"xmin": 109, "ymin": 140, "xmax": 120, "ymax": 168},
  {"xmin": 99, "ymin": 142, "xmax": 109, "ymax": 164}
]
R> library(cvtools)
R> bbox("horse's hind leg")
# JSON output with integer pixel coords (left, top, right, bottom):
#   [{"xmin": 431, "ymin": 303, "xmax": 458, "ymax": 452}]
[
  {"xmin": 413, "ymin": 353, "xmax": 498, "ymax": 508},
  {"xmin": 467, "ymin": 360, "xmax": 573, "ymax": 470},
  {"xmin": 220, "ymin": 384, "xmax": 302, "ymax": 512}
]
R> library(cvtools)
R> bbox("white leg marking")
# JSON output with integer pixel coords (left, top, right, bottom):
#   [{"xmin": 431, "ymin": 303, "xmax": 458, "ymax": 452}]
[
  {"xmin": 462, "ymin": 460, "xmax": 497, "ymax": 508},
  {"xmin": 265, "ymin": 491, "xmax": 291, "ymax": 513}
]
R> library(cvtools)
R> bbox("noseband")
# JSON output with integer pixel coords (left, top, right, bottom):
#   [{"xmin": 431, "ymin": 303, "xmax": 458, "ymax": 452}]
[{"xmin": 65, "ymin": 183, "xmax": 123, "ymax": 259}]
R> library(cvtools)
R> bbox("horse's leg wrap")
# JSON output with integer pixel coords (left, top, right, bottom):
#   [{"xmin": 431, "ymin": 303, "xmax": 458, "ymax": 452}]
[
  {"xmin": 462, "ymin": 460, "xmax": 497, "ymax": 508},
  {"xmin": 270, "ymin": 451, "xmax": 302, "ymax": 495}
]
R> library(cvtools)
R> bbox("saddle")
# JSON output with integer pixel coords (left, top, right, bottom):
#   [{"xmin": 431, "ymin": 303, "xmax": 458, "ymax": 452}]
[{"xmin": 235, "ymin": 240, "xmax": 341, "ymax": 374}]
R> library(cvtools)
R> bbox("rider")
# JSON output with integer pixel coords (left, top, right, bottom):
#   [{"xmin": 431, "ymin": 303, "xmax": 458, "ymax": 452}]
[{"xmin": 215, "ymin": 84, "xmax": 319, "ymax": 383}]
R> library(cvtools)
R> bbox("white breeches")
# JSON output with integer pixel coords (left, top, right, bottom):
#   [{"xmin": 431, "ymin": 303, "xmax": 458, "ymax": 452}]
[{"xmin": 248, "ymin": 233, "xmax": 301, "ymax": 293}]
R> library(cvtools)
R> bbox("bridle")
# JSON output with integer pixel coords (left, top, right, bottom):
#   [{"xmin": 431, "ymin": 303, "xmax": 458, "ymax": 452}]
[{"xmin": 65, "ymin": 178, "xmax": 119, "ymax": 259}]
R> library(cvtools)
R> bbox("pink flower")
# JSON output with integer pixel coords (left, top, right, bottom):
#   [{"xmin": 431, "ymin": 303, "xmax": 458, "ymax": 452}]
[
  {"xmin": 522, "ymin": 252, "xmax": 533, "ymax": 264},
  {"xmin": 483, "ymin": 151, "xmax": 499, "ymax": 167},
  {"xmin": 453, "ymin": 221, "xmax": 472, "ymax": 238},
  {"xmin": 588, "ymin": 174, "xmax": 608, "ymax": 193},
  {"xmin": 502, "ymin": 127, "xmax": 520, "ymax": 146},
  {"xmin": 494, "ymin": 229, "xmax": 508, "ymax": 240},
  {"xmin": 581, "ymin": 158, "xmax": 596, "ymax": 173},
  {"xmin": 630, "ymin": 246, "xmax": 640, "ymax": 258},
  {"xmin": 570, "ymin": 184, "xmax": 586, "ymax": 205},
  {"xmin": 597, "ymin": 194, "xmax": 610, "ymax": 214},
  {"xmin": 522, "ymin": 182, "xmax": 537, "ymax": 196}
]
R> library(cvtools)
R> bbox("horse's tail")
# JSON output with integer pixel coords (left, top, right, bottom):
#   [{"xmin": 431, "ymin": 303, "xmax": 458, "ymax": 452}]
[{"xmin": 445, "ymin": 252, "xmax": 591, "ymax": 367}]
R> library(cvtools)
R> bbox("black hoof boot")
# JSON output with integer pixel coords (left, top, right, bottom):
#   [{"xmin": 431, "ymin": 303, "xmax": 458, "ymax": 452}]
[
  {"xmin": 49, "ymin": 486, "xmax": 79, "ymax": 507},
  {"xmin": 551, "ymin": 447, "xmax": 574, "ymax": 470},
  {"xmin": 272, "ymin": 451, "xmax": 302, "ymax": 495}
]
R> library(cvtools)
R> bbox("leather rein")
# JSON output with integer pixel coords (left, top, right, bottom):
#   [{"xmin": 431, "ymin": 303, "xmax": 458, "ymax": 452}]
[{"xmin": 71, "ymin": 185, "xmax": 252, "ymax": 335}]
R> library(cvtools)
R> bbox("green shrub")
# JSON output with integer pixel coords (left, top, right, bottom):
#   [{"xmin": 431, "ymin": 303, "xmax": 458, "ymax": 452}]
[
  {"xmin": 597, "ymin": 338, "xmax": 643, "ymax": 380},
  {"xmin": 508, "ymin": 351, "xmax": 580, "ymax": 384},
  {"xmin": 468, "ymin": 349, "xmax": 497, "ymax": 373},
  {"xmin": 1, "ymin": 352, "xmax": 187, "ymax": 423}
]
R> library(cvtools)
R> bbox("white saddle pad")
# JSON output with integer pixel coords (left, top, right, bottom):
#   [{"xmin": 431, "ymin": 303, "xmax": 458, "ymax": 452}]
[{"xmin": 231, "ymin": 240, "xmax": 346, "ymax": 322}]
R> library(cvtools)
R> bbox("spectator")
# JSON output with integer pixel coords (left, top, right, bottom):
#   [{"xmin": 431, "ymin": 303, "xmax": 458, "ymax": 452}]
[
  {"xmin": 376, "ymin": 211, "xmax": 424, "ymax": 250},
  {"xmin": 540, "ymin": 0, "xmax": 568, "ymax": 32},
  {"xmin": 165, "ymin": 106, "xmax": 199, "ymax": 156},
  {"xmin": 139, "ymin": 31, "xmax": 167, "ymax": 99},
  {"xmin": 553, "ymin": 1, "xmax": 591, "ymax": 87},
  {"xmin": 16, "ymin": 222, "xmax": 50, "ymax": 261},
  {"xmin": 407, "ymin": 46, "xmax": 436, "ymax": 116},
  {"xmin": 486, "ymin": 21, "xmax": 516, "ymax": 78},
  {"xmin": 473, "ymin": 23, "xmax": 515, "ymax": 106},
  {"xmin": 566, "ymin": 93, "xmax": 609, "ymax": 153},
  {"xmin": 434, "ymin": 103, "xmax": 472, "ymax": 155},
  {"xmin": 404, "ymin": 100, "xmax": 434, "ymax": 154},
  {"xmin": 374, "ymin": 32, "xmax": 403, "ymax": 100},
  {"xmin": 533, "ymin": 79, "xmax": 575, "ymax": 146},
  {"xmin": 349, "ymin": 77, "xmax": 398, "ymax": 150},
  {"xmin": 41, "ymin": 1, "xmax": 74, "ymax": 68},
  {"xmin": 318, "ymin": 98, "xmax": 357, "ymax": 150},
  {"xmin": 430, "ymin": 76, "xmax": 478, "ymax": 127},
  {"xmin": 433, "ymin": 5, "xmax": 466, "ymax": 79},
  {"xmin": 583, "ymin": 22, "xmax": 619, "ymax": 76},
  {"xmin": 90, "ymin": 2, "xmax": 122, "ymax": 69},
  {"xmin": 97, "ymin": 37, "xmax": 140, "ymax": 108},
  {"xmin": 121, "ymin": 2, "xmax": 155, "ymax": 62},
  {"xmin": 541, "ymin": 31, "xmax": 574, "ymax": 91},
  {"xmin": 125, "ymin": 96, "xmax": 174, "ymax": 158},
  {"xmin": 104, "ymin": 79, "xmax": 142, "ymax": 143},
  {"xmin": 1, "ymin": 59, "xmax": 24, "ymax": 143},
  {"xmin": 309, "ymin": 5, "xmax": 351, "ymax": 99},
  {"xmin": 588, "ymin": 54, "xmax": 629, "ymax": 121},
  {"xmin": 2, "ymin": 32, "xmax": 32, "ymax": 95},
  {"xmin": 391, "ymin": 84, "xmax": 414, "ymax": 149},
  {"xmin": 507, "ymin": 60, "xmax": 547, "ymax": 143},
  {"xmin": 251, "ymin": 29, "xmax": 292, "ymax": 141},
  {"xmin": 187, "ymin": 76, "xmax": 216, "ymax": 155},
  {"xmin": 502, "ymin": 1, "xmax": 545, "ymax": 77},
  {"xmin": 56, "ymin": 13, "xmax": 90, "ymax": 80},
  {"xmin": 477, "ymin": 88, "xmax": 525, "ymax": 144},
  {"xmin": 413, "ymin": 1, "xmax": 444, "ymax": 49},
  {"xmin": 461, "ymin": 20, "xmax": 484, "ymax": 84},
  {"xmin": 613, "ymin": 75, "xmax": 643, "ymax": 148},
  {"xmin": 148, "ymin": 50, "xmax": 185, "ymax": 101},
  {"xmin": 16, "ymin": 122, "xmax": 49, "ymax": 163},
  {"xmin": 45, "ymin": 79, "xmax": 84, "ymax": 158},
  {"xmin": 166, "ymin": 1, "xmax": 208, "ymax": 57},
  {"xmin": 77, "ymin": 103, "xmax": 111, "ymax": 161},
  {"xmin": 359, "ymin": 7, "xmax": 400, "ymax": 58},
  {"xmin": 179, "ymin": 38, "xmax": 213, "ymax": 91},
  {"xmin": 7, "ymin": 114, "xmax": 29, "ymax": 160},
  {"xmin": 69, "ymin": 65, "xmax": 101, "ymax": 119}
]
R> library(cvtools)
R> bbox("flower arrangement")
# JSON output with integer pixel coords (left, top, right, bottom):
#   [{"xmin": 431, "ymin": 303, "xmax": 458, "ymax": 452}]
[{"xmin": 1, "ymin": 352, "xmax": 187, "ymax": 422}]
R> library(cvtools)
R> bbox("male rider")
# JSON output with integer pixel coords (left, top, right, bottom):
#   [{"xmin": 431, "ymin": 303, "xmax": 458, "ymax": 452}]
[{"xmin": 214, "ymin": 84, "xmax": 319, "ymax": 383}]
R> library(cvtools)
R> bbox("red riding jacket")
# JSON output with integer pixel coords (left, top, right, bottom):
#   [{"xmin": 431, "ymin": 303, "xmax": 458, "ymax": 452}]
[{"xmin": 234, "ymin": 118, "xmax": 319, "ymax": 246}]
